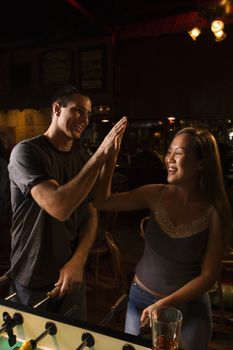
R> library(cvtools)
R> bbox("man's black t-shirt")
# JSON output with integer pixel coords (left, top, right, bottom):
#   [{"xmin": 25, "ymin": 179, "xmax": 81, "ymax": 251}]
[{"xmin": 8, "ymin": 135, "xmax": 90, "ymax": 288}]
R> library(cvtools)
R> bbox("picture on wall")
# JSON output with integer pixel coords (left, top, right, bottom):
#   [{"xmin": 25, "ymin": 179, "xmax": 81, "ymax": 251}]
[
  {"xmin": 79, "ymin": 47, "xmax": 105, "ymax": 90},
  {"xmin": 40, "ymin": 49, "xmax": 74, "ymax": 87}
]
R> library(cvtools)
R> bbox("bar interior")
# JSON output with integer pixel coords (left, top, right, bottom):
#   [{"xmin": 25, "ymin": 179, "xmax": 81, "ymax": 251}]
[{"xmin": 0, "ymin": 1, "xmax": 232, "ymax": 349}]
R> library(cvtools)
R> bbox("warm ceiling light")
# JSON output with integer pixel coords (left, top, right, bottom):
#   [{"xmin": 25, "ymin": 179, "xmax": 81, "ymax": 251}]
[
  {"xmin": 188, "ymin": 27, "xmax": 202, "ymax": 41},
  {"xmin": 213, "ymin": 30, "xmax": 227, "ymax": 41},
  {"xmin": 211, "ymin": 19, "xmax": 224, "ymax": 32},
  {"xmin": 167, "ymin": 116, "xmax": 176, "ymax": 125},
  {"xmin": 220, "ymin": 0, "xmax": 231, "ymax": 14},
  {"xmin": 211, "ymin": 19, "xmax": 227, "ymax": 41}
]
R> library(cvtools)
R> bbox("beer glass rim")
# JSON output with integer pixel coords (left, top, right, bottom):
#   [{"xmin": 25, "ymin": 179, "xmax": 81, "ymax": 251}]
[{"xmin": 150, "ymin": 305, "xmax": 183, "ymax": 323}]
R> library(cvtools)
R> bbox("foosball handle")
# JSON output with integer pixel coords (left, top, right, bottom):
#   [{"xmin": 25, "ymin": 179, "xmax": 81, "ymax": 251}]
[
  {"xmin": 75, "ymin": 332, "xmax": 95, "ymax": 350},
  {"xmin": 0, "ymin": 275, "xmax": 10, "ymax": 285}
]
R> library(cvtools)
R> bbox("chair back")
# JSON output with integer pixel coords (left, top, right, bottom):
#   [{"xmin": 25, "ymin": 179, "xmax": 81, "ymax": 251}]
[
  {"xmin": 140, "ymin": 215, "xmax": 150, "ymax": 238},
  {"xmin": 210, "ymin": 248, "xmax": 233, "ymax": 336},
  {"xmin": 105, "ymin": 231, "xmax": 128, "ymax": 295}
]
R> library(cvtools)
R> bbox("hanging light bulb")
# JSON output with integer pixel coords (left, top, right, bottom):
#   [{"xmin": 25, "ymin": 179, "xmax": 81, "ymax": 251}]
[
  {"xmin": 211, "ymin": 19, "xmax": 224, "ymax": 34},
  {"xmin": 211, "ymin": 19, "xmax": 227, "ymax": 41},
  {"xmin": 188, "ymin": 27, "xmax": 202, "ymax": 41}
]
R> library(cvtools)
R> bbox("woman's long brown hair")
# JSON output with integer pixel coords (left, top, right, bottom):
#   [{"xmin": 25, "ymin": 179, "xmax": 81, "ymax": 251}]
[{"xmin": 176, "ymin": 127, "xmax": 232, "ymax": 246}]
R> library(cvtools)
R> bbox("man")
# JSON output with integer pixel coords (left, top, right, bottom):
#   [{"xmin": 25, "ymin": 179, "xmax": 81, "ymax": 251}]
[{"xmin": 8, "ymin": 85, "xmax": 127, "ymax": 320}]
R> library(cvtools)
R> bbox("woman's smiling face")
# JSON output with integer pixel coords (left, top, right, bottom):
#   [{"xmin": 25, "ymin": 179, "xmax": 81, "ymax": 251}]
[{"xmin": 165, "ymin": 133, "xmax": 202, "ymax": 185}]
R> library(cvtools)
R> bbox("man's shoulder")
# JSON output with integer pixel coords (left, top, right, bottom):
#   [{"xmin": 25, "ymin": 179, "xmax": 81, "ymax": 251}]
[
  {"xmin": 10, "ymin": 136, "xmax": 50, "ymax": 165},
  {"xmin": 21, "ymin": 135, "xmax": 45, "ymax": 146},
  {"xmin": 12, "ymin": 135, "xmax": 46, "ymax": 152}
]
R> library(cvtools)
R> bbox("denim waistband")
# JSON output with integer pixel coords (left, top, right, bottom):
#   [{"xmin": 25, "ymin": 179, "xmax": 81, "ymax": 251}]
[{"xmin": 133, "ymin": 275, "xmax": 165, "ymax": 298}]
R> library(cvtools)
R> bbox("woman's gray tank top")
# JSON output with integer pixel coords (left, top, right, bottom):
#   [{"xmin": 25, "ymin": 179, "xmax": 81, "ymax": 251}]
[{"xmin": 135, "ymin": 188, "xmax": 211, "ymax": 295}]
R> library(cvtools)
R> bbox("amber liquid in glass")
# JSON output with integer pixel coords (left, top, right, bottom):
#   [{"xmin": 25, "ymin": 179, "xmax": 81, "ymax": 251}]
[{"xmin": 152, "ymin": 335, "xmax": 178, "ymax": 350}]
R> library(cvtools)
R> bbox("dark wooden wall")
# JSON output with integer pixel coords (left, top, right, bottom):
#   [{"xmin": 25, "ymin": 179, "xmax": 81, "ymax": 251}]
[
  {"xmin": 1, "ymin": 23, "xmax": 233, "ymax": 121},
  {"xmin": 114, "ymin": 24, "xmax": 233, "ymax": 120}
]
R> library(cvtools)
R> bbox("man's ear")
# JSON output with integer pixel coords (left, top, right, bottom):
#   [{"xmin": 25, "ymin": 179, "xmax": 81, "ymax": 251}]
[{"xmin": 53, "ymin": 102, "xmax": 61, "ymax": 116}]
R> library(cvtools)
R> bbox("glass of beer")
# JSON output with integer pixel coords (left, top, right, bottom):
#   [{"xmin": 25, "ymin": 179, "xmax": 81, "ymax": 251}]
[{"xmin": 151, "ymin": 306, "xmax": 183, "ymax": 350}]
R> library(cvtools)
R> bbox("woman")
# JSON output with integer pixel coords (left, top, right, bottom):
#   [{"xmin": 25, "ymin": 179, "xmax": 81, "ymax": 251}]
[{"xmin": 93, "ymin": 125, "xmax": 232, "ymax": 350}]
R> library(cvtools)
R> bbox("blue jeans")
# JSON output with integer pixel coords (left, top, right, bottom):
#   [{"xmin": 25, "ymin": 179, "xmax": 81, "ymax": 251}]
[
  {"xmin": 125, "ymin": 282, "xmax": 158, "ymax": 334},
  {"xmin": 10, "ymin": 279, "xmax": 86, "ymax": 321},
  {"xmin": 125, "ymin": 282, "xmax": 212, "ymax": 350}
]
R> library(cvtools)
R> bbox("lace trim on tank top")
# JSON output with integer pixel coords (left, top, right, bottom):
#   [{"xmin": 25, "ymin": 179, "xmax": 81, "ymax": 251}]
[{"xmin": 154, "ymin": 188, "xmax": 212, "ymax": 238}]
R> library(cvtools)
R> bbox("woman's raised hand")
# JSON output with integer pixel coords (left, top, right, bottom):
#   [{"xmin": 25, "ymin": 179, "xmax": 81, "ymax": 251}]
[{"xmin": 96, "ymin": 116, "xmax": 127, "ymax": 160}]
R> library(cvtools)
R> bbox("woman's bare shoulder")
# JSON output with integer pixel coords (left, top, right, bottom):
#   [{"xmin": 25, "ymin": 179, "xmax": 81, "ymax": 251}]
[{"xmin": 138, "ymin": 183, "xmax": 167, "ymax": 209}]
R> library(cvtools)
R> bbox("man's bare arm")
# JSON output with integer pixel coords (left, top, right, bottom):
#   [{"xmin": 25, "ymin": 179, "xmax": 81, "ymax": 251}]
[{"xmin": 31, "ymin": 117, "xmax": 127, "ymax": 221}]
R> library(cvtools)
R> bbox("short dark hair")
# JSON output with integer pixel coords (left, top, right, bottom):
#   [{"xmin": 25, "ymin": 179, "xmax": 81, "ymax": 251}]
[{"xmin": 50, "ymin": 85, "xmax": 90, "ymax": 107}]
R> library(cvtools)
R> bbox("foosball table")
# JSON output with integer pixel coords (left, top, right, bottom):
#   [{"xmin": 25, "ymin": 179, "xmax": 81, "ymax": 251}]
[{"xmin": 0, "ymin": 298, "xmax": 151, "ymax": 350}]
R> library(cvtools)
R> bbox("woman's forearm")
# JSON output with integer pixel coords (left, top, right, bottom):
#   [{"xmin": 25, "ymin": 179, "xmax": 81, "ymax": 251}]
[
  {"xmin": 93, "ymin": 154, "xmax": 117, "ymax": 207},
  {"xmin": 157, "ymin": 273, "xmax": 217, "ymax": 308}
]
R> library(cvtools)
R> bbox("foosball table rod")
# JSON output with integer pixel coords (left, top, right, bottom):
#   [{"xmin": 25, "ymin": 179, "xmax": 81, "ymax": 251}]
[
  {"xmin": 75, "ymin": 332, "xmax": 95, "ymax": 350},
  {"xmin": 18, "ymin": 321, "xmax": 57, "ymax": 350},
  {"xmin": 4, "ymin": 292, "xmax": 17, "ymax": 301}
]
